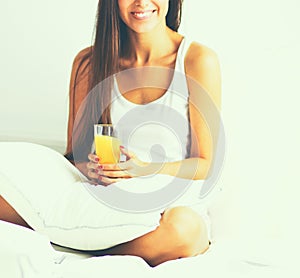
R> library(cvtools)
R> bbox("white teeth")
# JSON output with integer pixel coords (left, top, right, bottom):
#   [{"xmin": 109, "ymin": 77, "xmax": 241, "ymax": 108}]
[
  {"xmin": 132, "ymin": 10, "xmax": 155, "ymax": 19},
  {"xmin": 134, "ymin": 12, "xmax": 151, "ymax": 17}
]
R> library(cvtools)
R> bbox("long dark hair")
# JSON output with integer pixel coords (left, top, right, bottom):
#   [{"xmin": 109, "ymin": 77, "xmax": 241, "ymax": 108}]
[{"xmin": 70, "ymin": 0, "xmax": 184, "ymax": 162}]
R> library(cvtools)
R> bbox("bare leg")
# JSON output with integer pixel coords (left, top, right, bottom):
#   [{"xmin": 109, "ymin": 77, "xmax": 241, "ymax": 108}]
[
  {"xmin": 0, "ymin": 195, "xmax": 31, "ymax": 229},
  {"xmin": 88, "ymin": 206, "xmax": 210, "ymax": 267}
]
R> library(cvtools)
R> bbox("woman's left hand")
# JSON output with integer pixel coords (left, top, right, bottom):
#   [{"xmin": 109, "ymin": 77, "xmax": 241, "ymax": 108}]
[{"xmin": 97, "ymin": 146, "xmax": 150, "ymax": 186}]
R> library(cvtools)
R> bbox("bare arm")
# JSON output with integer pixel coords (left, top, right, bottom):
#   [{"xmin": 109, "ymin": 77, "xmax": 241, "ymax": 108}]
[
  {"xmin": 64, "ymin": 47, "xmax": 93, "ymax": 179},
  {"xmin": 180, "ymin": 42, "xmax": 222, "ymax": 179},
  {"xmin": 65, "ymin": 47, "xmax": 91, "ymax": 157}
]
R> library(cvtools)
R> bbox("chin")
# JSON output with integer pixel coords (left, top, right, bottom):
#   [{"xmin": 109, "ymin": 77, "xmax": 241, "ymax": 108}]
[{"xmin": 130, "ymin": 22, "xmax": 164, "ymax": 35}]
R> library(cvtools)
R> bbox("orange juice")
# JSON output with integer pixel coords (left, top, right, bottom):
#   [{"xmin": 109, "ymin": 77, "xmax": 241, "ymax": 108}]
[{"xmin": 94, "ymin": 135, "xmax": 121, "ymax": 164}]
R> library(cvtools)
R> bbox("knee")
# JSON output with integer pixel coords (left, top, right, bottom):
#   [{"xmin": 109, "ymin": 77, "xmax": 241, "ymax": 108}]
[
  {"xmin": 161, "ymin": 206, "xmax": 209, "ymax": 256},
  {"xmin": 162, "ymin": 206, "xmax": 204, "ymax": 236}
]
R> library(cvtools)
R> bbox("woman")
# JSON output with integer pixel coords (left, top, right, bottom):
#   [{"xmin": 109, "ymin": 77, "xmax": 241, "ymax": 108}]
[{"xmin": 0, "ymin": 0, "xmax": 221, "ymax": 267}]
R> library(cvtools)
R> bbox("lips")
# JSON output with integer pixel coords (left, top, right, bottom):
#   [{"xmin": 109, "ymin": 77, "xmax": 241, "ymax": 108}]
[{"xmin": 131, "ymin": 10, "xmax": 156, "ymax": 20}]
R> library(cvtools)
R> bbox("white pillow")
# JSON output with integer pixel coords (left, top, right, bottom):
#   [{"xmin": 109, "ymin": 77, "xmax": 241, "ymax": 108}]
[
  {"xmin": 0, "ymin": 142, "xmax": 210, "ymax": 250},
  {"xmin": 0, "ymin": 220, "xmax": 57, "ymax": 277}
]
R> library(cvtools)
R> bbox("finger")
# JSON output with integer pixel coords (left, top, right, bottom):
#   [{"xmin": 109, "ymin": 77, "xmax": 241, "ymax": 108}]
[
  {"xmin": 99, "ymin": 163, "xmax": 122, "ymax": 171},
  {"xmin": 98, "ymin": 176, "xmax": 127, "ymax": 185},
  {"xmin": 100, "ymin": 170, "xmax": 132, "ymax": 179},
  {"xmin": 87, "ymin": 161, "xmax": 101, "ymax": 171},
  {"xmin": 100, "ymin": 162, "xmax": 133, "ymax": 173},
  {"xmin": 87, "ymin": 169, "xmax": 100, "ymax": 180},
  {"xmin": 120, "ymin": 146, "xmax": 135, "ymax": 160},
  {"xmin": 88, "ymin": 153, "xmax": 101, "ymax": 163}
]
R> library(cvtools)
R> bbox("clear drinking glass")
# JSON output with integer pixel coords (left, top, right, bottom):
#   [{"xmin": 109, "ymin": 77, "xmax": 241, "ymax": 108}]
[{"xmin": 94, "ymin": 124, "xmax": 121, "ymax": 164}]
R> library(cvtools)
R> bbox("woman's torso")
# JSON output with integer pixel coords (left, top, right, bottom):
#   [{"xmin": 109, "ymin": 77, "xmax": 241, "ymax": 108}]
[{"xmin": 111, "ymin": 37, "xmax": 192, "ymax": 163}]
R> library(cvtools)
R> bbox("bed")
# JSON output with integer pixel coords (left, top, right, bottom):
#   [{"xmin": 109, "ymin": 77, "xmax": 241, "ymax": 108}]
[
  {"xmin": 0, "ymin": 141, "xmax": 296, "ymax": 277},
  {"xmin": 0, "ymin": 220, "xmax": 292, "ymax": 278}
]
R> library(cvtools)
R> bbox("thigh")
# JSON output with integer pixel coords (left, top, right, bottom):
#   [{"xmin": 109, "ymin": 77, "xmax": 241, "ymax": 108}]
[{"xmin": 0, "ymin": 195, "xmax": 31, "ymax": 228}]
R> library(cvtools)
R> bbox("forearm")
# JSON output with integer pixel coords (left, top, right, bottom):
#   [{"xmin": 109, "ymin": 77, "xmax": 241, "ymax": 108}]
[
  {"xmin": 66, "ymin": 158, "xmax": 89, "ymax": 178},
  {"xmin": 146, "ymin": 157, "xmax": 210, "ymax": 180},
  {"xmin": 75, "ymin": 161, "xmax": 90, "ymax": 177}
]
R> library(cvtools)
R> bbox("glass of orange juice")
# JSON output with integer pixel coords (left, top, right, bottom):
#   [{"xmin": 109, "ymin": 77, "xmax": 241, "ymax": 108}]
[{"xmin": 94, "ymin": 124, "xmax": 121, "ymax": 164}]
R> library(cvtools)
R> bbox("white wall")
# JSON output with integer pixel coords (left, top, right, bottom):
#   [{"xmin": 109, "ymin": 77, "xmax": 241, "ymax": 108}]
[
  {"xmin": 0, "ymin": 0, "xmax": 299, "ymax": 245},
  {"xmin": 0, "ymin": 0, "xmax": 98, "ymax": 151}
]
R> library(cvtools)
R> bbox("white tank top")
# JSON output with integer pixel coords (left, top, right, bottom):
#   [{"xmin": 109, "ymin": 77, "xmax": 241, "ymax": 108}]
[{"xmin": 111, "ymin": 38, "xmax": 192, "ymax": 163}]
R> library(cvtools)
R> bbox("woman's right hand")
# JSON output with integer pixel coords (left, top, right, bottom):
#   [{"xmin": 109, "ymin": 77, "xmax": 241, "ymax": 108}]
[
  {"xmin": 73, "ymin": 154, "xmax": 101, "ymax": 184},
  {"xmin": 86, "ymin": 153, "xmax": 102, "ymax": 183}
]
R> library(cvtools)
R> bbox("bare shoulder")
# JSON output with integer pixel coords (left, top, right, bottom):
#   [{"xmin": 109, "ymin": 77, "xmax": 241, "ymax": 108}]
[
  {"xmin": 185, "ymin": 42, "xmax": 220, "ymax": 76},
  {"xmin": 185, "ymin": 42, "xmax": 221, "ymax": 109},
  {"xmin": 71, "ymin": 46, "xmax": 92, "ymax": 84},
  {"xmin": 72, "ymin": 46, "xmax": 92, "ymax": 70},
  {"xmin": 73, "ymin": 46, "xmax": 92, "ymax": 64}
]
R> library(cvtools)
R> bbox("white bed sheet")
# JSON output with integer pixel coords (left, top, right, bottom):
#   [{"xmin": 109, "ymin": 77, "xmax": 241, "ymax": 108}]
[
  {"xmin": 0, "ymin": 139, "xmax": 296, "ymax": 277},
  {"xmin": 0, "ymin": 220, "xmax": 295, "ymax": 278}
]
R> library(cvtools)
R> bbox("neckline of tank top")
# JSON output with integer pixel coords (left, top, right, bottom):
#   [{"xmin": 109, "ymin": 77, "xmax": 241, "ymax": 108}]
[{"xmin": 112, "ymin": 37, "xmax": 187, "ymax": 107}]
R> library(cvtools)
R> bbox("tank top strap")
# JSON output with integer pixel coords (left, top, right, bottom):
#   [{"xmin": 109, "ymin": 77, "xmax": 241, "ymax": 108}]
[
  {"xmin": 170, "ymin": 37, "xmax": 192, "ymax": 99},
  {"xmin": 175, "ymin": 37, "xmax": 193, "ymax": 73}
]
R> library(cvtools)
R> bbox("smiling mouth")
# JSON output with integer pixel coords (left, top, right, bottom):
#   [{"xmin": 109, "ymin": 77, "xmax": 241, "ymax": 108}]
[{"xmin": 131, "ymin": 10, "xmax": 157, "ymax": 19}]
